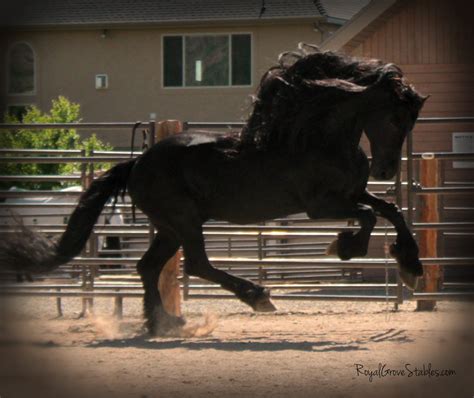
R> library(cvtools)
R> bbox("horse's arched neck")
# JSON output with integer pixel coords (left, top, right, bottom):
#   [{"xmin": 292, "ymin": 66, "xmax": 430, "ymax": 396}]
[
  {"xmin": 240, "ymin": 86, "xmax": 392, "ymax": 155},
  {"xmin": 310, "ymin": 100, "xmax": 366, "ymax": 154},
  {"xmin": 326, "ymin": 87, "xmax": 393, "ymax": 153}
]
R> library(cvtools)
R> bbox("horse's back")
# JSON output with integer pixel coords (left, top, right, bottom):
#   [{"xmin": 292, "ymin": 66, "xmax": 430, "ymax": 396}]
[
  {"xmin": 127, "ymin": 132, "xmax": 303, "ymax": 223},
  {"xmin": 127, "ymin": 133, "xmax": 239, "ymax": 216}
]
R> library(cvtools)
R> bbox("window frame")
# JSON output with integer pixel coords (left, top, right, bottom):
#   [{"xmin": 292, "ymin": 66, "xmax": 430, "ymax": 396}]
[
  {"xmin": 95, "ymin": 74, "xmax": 109, "ymax": 90},
  {"xmin": 6, "ymin": 41, "xmax": 37, "ymax": 96},
  {"xmin": 161, "ymin": 32, "xmax": 253, "ymax": 89}
]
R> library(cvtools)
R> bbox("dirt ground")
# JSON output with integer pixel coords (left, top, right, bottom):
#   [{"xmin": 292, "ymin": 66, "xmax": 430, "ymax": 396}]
[{"xmin": 0, "ymin": 294, "xmax": 472, "ymax": 398}]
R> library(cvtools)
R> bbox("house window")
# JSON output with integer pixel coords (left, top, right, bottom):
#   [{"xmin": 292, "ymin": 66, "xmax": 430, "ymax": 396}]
[
  {"xmin": 7, "ymin": 105, "xmax": 30, "ymax": 121},
  {"xmin": 163, "ymin": 34, "xmax": 251, "ymax": 87},
  {"xmin": 8, "ymin": 43, "xmax": 35, "ymax": 94}
]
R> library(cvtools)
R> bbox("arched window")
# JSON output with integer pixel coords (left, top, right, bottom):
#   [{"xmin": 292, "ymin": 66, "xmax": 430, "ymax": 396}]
[{"xmin": 8, "ymin": 42, "xmax": 35, "ymax": 94}]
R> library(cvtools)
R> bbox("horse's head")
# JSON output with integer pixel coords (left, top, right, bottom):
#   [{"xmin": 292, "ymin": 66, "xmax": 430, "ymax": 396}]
[
  {"xmin": 364, "ymin": 66, "xmax": 428, "ymax": 180},
  {"xmin": 242, "ymin": 47, "xmax": 429, "ymax": 160}
]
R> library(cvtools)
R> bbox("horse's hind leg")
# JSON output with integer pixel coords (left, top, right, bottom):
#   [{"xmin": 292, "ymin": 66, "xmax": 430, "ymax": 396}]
[
  {"xmin": 181, "ymin": 227, "xmax": 276, "ymax": 312},
  {"xmin": 137, "ymin": 230, "xmax": 184, "ymax": 335}
]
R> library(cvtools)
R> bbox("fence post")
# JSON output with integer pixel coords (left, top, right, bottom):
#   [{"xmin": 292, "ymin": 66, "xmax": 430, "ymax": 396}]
[
  {"xmin": 417, "ymin": 157, "xmax": 442, "ymax": 311},
  {"xmin": 394, "ymin": 163, "xmax": 403, "ymax": 309},
  {"xmin": 80, "ymin": 150, "xmax": 95, "ymax": 317},
  {"xmin": 155, "ymin": 120, "xmax": 183, "ymax": 317}
]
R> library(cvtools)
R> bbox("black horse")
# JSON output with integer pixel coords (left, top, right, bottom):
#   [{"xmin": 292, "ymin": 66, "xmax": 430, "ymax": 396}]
[{"xmin": 0, "ymin": 45, "xmax": 427, "ymax": 335}]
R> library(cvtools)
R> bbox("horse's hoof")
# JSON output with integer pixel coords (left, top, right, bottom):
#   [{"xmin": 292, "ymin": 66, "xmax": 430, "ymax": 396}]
[
  {"xmin": 326, "ymin": 239, "xmax": 338, "ymax": 256},
  {"xmin": 326, "ymin": 231, "xmax": 362, "ymax": 260},
  {"xmin": 147, "ymin": 313, "xmax": 187, "ymax": 337},
  {"xmin": 399, "ymin": 269, "xmax": 420, "ymax": 291},
  {"xmin": 254, "ymin": 297, "xmax": 277, "ymax": 312},
  {"xmin": 326, "ymin": 234, "xmax": 352, "ymax": 259},
  {"xmin": 244, "ymin": 288, "xmax": 277, "ymax": 312},
  {"xmin": 390, "ymin": 242, "xmax": 424, "ymax": 281}
]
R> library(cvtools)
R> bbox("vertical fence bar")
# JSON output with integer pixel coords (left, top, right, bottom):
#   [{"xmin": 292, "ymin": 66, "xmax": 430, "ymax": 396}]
[
  {"xmin": 394, "ymin": 163, "xmax": 403, "ymax": 308},
  {"xmin": 147, "ymin": 120, "xmax": 156, "ymax": 245},
  {"xmin": 182, "ymin": 267, "xmax": 190, "ymax": 301},
  {"xmin": 438, "ymin": 158, "xmax": 446, "ymax": 287},
  {"xmin": 80, "ymin": 264, "xmax": 89, "ymax": 317},
  {"xmin": 114, "ymin": 293, "xmax": 123, "ymax": 319},
  {"xmin": 79, "ymin": 149, "xmax": 92, "ymax": 316},
  {"xmin": 404, "ymin": 129, "xmax": 414, "ymax": 304},
  {"xmin": 87, "ymin": 230, "xmax": 97, "ymax": 314},
  {"xmin": 80, "ymin": 149, "xmax": 87, "ymax": 190},
  {"xmin": 84, "ymin": 150, "xmax": 96, "ymax": 315},
  {"xmin": 406, "ymin": 130, "xmax": 414, "ymax": 227},
  {"xmin": 257, "ymin": 232, "xmax": 263, "ymax": 284},
  {"xmin": 56, "ymin": 288, "xmax": 63, "ymax": 317}
]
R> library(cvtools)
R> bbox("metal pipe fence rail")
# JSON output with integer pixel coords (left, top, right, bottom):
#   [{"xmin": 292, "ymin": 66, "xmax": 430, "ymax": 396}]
[{"xmin": 0, "ymin": 118, "xmax": 473, "ymax": 317}]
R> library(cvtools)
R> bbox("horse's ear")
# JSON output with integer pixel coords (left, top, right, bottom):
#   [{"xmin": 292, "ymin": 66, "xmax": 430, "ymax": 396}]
[
  {"xmin": 297, "ymin": 42, "xmax": 321, "ymax": 55},
  {"xmin": 303, "ymin": 78, "xmax": 367, "ymax": 93}
]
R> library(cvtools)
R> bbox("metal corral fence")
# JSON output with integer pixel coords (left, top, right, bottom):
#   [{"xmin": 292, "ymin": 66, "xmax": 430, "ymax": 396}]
[{"xmin": 0, "ymin": 118, "xmax": 473, "ymax": 317}]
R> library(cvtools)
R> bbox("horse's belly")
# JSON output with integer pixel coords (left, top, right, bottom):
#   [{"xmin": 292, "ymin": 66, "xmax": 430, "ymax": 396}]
[{"xmin": 203, "ymin": 179, "xmax": 302, "ymax": 224}]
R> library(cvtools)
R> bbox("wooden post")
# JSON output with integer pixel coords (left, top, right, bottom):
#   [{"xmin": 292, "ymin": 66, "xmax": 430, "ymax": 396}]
[
  {"xmin": 416, "ymin": 157, "xmax": 442, "ymax": 311},
  {"xmin": 155, "ymin": 120, "xmax": 183, "ymax": 317}
]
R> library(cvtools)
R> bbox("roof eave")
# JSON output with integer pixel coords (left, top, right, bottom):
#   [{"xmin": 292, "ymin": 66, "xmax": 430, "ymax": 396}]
[
  {"xmin": 0, "ymin": 15, "xmax": 327, "ymax": 31},
  {"xmin": 320, "ymin": 0, "xmax": 397, "ymax": 52},
  {"xmin": 325, "ymin": 16, "xmax": 347, "ymax": 26}
]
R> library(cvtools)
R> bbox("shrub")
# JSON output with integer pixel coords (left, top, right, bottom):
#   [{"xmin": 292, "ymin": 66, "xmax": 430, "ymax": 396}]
[{"xmin": 1, "ymin": 96, "xmax": 113, "ymax": 190}]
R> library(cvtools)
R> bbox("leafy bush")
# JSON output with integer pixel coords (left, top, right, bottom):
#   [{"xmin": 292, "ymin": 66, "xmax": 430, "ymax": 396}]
[{"xmin": 1, "ymin": 96, "xmax": 113, "ymax": 190}]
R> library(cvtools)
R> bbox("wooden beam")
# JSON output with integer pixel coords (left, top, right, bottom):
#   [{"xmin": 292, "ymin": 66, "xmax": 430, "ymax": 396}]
[
  {"xmin": 156, "ymin": 120, "xmax": 183, "ymax": 317},
  {"xmin": 417, "ymin": 158, "xmax": 442, "ymax": 311}
]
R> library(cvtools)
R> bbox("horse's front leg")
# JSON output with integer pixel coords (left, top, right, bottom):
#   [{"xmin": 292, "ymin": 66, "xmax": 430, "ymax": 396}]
[
  {"xmin": 359, "ymin": 190, "xmax": 423, "ymax": 289},
  {"xmin": 308, "ymin": 199, "xmax": 377, "ymax": 260}
]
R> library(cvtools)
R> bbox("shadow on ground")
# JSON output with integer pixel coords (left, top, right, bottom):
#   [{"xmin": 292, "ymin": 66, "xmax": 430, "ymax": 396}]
[{"xmin": 84, "ymin": 334, "xmax": 410, "ymax": 352}]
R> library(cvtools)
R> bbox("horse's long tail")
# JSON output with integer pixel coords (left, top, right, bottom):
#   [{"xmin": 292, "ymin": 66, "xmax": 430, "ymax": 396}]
[{"xmin": 0, "ymin": 159, "xmax": 137, "ymax": 274}]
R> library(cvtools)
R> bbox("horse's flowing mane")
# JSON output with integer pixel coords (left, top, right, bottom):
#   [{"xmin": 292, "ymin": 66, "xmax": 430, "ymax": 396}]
[{"xmin": 240, "ymin": 43, "xmax": 424, "ymax": 152}]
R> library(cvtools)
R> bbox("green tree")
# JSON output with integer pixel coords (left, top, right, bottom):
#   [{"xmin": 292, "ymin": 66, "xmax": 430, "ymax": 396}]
[{"xmin": 1, "ymin": 96, "xmax": 113, "ymax": 190}]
